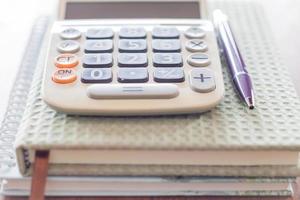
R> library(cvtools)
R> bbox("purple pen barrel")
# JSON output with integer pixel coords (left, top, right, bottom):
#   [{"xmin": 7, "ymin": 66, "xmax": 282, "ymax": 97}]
[
  {"xmin": 221, "ymin": 38, "xmax": 255, "ymax": 109},
  {"xmin": 223, "ymin": 47, "xmax": 255, "ymax": 109},
  {"xmin": 213, "ymin": 9, "xmax": 255, "ymax": 109}
]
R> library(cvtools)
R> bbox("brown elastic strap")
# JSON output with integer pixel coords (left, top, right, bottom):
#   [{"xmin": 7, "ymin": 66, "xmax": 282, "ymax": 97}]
[{"xmin": 29, "ymin": 151, "xmax": 49, "ymax": 200}]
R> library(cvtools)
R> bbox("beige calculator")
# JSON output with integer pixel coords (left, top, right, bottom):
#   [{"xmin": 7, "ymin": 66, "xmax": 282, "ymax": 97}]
[{"xmin": 42, "ymin": 0, "xmax": 225, "ymax": 115}]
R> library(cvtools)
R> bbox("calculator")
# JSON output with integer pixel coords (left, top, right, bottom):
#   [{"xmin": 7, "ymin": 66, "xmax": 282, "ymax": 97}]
[{"xmin": 42, "ymin": 0, "xmax": 225, "ymax": 115}]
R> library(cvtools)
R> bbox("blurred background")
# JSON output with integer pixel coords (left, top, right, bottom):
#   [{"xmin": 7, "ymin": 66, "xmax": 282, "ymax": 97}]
[{"xmin": 0, "ymin": 0, "xmax": 299, "ymax": 120}]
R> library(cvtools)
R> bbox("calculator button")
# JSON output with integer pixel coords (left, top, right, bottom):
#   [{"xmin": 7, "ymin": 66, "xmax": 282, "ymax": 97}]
[
  {"xmin": 81, "ymin": 68, "xmax": 112, "ymax": 83},
  {"xmin": 83, "ymin": 54, "xmax": 113, "ymax": 68},
  {"xmin": 185, "ymin": 40, "xmax": 208, "ymax": 52},
  {"xmin": 87, "ymin": 84, "xmax": 179, "ymax": 99},
  {"xmin": 57, "ymin": 40, "xmax": 80, "ymax": 53},
  {"xmin": 86, "ymin": 28, "xmax": 114, "ymax": 39},
  {"xmin": 185, "ymin": 27, "xmax": 206, "ymax": 39},
  {"xmin": 153, "ymin": 53, "xmax": 182, "ymax": 67},
  {"xmin": 187, "ymin": 53, "xmax": 211, "ymax": 67},
  {"xmin": 60, "ymin": 28, "xmax": 81, "ymax": 40},
  {"xmin": 154, "ymin": 68, "xmax": 184, "ymax": 83},
  {"xmin": 54, "ymin": 54, "xmax": 79, "ymax": 68},
  {"xmin": 118, "ymin": 68, "xmax": 148, "ymax": 83},
  {"xmin": 119, "ymin": 39, "xmax": 147, "ymax": 53},
  {"xmin": 118, "ymin": 53, "xmax": 148, "ymax": 67},
  {"xmin": 52, "ymin": 69, "xmax": 77, "ymax": 84},
  {"xmin": 152, "ymin": 40, "xmax": 181, "ymax": 52},
  {"xmin": 152, "ymin": 27, "xmax": 180, "ymax": 39},
  {"xmin": 189, "ymin": 68, "xmax": 216, "ymax": 93},
  {"xmin": 84, "ymin": 40, "xmax": 113, "ymax": 53},
  {"xmin": 119, "ymin": 27, "xmax": 147, "ymax": 39}
]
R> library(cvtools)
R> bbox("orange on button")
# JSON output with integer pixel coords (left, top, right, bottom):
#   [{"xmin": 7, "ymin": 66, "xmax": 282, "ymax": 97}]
[
  {"xmin": 54, "ymin": 54, "xmax": 79, "ymax": 68},
  {"xmin": 52, "ymin": 69, "xmax": 77, "ymax": 84}
]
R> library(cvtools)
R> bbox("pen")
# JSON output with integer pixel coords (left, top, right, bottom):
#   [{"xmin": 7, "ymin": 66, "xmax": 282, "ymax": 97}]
[{"xmin": 213, "ymin": 10, "xmax": 255, "ymax": 109}]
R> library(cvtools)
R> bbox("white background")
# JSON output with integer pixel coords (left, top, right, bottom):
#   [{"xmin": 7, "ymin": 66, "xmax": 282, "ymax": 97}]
[{"xmin": 0, "ymin": 0, "xmax": 299, "ymax": 122}]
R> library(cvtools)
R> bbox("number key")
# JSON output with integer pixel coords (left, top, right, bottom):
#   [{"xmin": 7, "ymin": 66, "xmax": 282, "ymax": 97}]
[
  {"xmin": 83, "ymin": 54, "xmax": 113, "ymax": 68},
  {"xmin": 85, "ymin": 40, "xmax": 113, "ymax": 53},
  {"xmin": 152, "ymin": 39, "xmax": 181, "ymax": 52},
  {"xmin": 119, "ymin": 27, "xmax": 147, "ymax": 39},
  {"xmin": 119, "ymin": 39, "xmax": 147, "ymax": 53},
  {"xmin": 153, "ymin": 53, "xmax": 182, "ymax": 67},
  {"xmin": 152, "ymin": 26, "xmax": 180, "ymax": 39},
  {"xmin": 81, "ymin": 68, "xmax": 112, "ymax": 83},
  {"xmin": 86, "ymin": 28, "xmax": 114, "ymax": 39},
  {"xmin": 118, "ymin": 53, "xmax": 148, "ymax": 67}
]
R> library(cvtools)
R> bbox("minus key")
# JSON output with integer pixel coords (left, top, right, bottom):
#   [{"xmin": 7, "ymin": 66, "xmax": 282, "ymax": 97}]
[{"xmin": 187, "ymin": 53, "xmax": 211, "ymax": 67}]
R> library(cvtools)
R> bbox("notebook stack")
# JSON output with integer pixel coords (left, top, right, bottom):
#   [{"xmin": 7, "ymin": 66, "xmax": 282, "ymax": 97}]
[{"xmin": 1, "ymin": 0, "xmax": 300, "ymax": 197}]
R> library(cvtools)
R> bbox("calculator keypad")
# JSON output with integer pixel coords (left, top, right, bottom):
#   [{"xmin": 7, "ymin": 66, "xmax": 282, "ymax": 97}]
[{"xmin": 54, "ymin": 26, "xmax": 217, "ymax": 89}]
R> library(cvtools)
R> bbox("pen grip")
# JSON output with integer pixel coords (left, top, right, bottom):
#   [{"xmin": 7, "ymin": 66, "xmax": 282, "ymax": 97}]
[{"xmin": 232, "ymin": 73, "xmax": 253, "ymax": 99}]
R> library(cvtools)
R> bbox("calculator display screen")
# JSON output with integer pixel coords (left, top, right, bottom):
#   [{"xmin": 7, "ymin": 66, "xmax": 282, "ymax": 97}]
[{"xmin": 65, "ymin": 2, "xmax": 201, "ymax": 19}]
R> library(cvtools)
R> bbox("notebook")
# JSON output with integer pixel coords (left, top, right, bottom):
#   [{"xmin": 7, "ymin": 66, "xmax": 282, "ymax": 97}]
[
  {"xmin": 12, "ymin": 0, "xmax": 300, "ymax": 177},
  {"xmin": 15, "ymin": 1, "xmax": 300, "ymax": 176},
  {"xmin": 1, "ymin": 174, "xmax": 295, "ymax": 197},
  {"xmin": 1, "ymin": 15, "xmax": 296, "ymax": 198}
]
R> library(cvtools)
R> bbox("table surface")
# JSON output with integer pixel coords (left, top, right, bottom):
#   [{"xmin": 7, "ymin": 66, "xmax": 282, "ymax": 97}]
[{"xmin": 1, "ymin": 0, "xmax": 300, "ymax": 199}]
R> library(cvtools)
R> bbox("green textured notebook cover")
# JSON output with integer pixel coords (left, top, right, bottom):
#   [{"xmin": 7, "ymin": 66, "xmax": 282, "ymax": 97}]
[{"xmin": 15, "ymin": 0, "xmax": 300, "ymax": 176}]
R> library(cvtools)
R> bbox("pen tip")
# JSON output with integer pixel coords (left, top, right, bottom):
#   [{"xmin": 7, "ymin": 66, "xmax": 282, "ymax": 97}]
[{"xmin": 245, "ymin": 97, "xmax": 255, "ymax": 110}]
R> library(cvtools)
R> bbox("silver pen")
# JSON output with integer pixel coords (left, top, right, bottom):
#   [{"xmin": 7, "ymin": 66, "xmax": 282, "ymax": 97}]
[{"xmin": 213, "ymin": 10, "xmax": 255, "ymax": 109}]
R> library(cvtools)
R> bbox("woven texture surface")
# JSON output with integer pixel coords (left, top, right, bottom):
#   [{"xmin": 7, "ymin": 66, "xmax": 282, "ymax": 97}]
[
  {"xmin": 0, "ymin": 17, "xmax": 49, "ymax": 173},
  {"xmin": 14, "ymin": 0, "xmax": 300, "ymax": 175}
]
